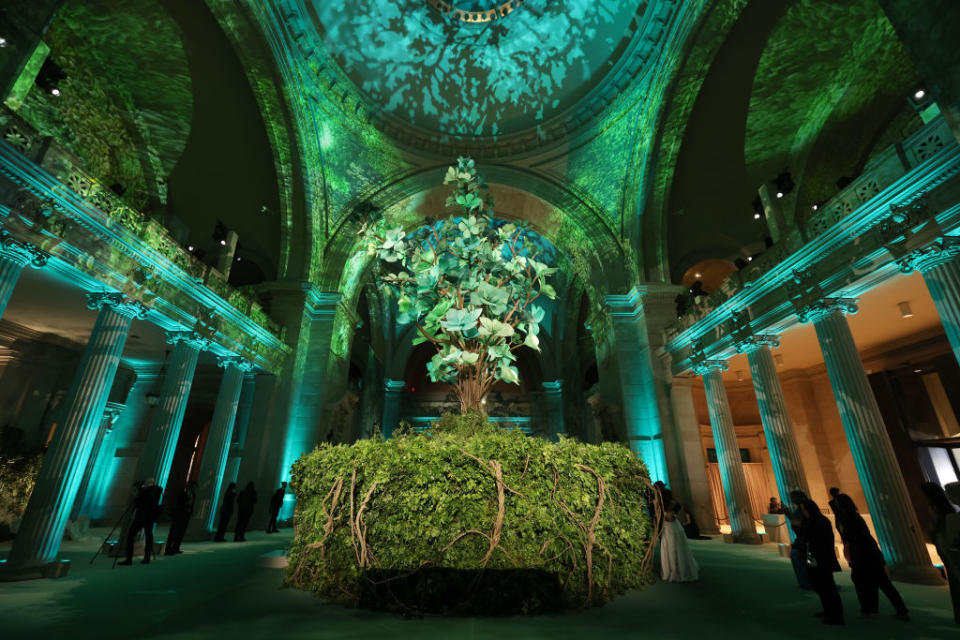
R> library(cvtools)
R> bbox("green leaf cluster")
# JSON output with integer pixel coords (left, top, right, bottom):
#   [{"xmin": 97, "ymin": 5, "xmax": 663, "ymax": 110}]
[
  {"xmin": 286, "ymin": 423, "xmax": 654, "ymax": 613},
  {"xmin": 360, "ymin": 158, "xmax": 557, "ymax": 411}
]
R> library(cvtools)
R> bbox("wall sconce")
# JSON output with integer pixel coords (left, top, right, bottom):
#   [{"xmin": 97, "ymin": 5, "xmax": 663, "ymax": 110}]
[
  {"xmin": 774, "ymin": 354, "xmax": 784, "ymax": 367},
  {"xmin": 898, "ymin": 301, "xmax": 913, "ymax": 318},
  {"xmin": 736, "ymin": 370, "xmax": 744, "ymax": 382}
]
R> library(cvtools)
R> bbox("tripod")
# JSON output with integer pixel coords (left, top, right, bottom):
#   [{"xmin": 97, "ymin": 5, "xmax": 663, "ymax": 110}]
[{"xmin": 90, "ymin": 495, "xmax": 136, "ymax": 569}]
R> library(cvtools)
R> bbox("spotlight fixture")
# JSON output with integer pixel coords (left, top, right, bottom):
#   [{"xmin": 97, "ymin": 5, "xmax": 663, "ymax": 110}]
[
  {"xmin": 913, "ymin": 368, "xmax": 923, "ymax": 374},
  {"xmin": 187, "ymin": 245, "xmax": 195, "ymax": 252},
  {"xmin": 898, "ymin": 301, "xmax": 913, "ymax": 318},
  {"xmin": 772, "ymin": 170, "xmax": 795, "ymax": 197},
  {"xmin": 694, "ymin": 272, "xmax": 702, "ymax": 279},
  {"xmin": 751, "ymin": 196, "xmax": 764, "ymax": 220},
  {"xmin": 747, "ymin": 256, "xmax": 753, "ymax": 262},
  {"xmin": 220, "ymin": 239, "xmax": 226, "ymax": 246},
  {"xmin": 914, "ymin": 89, "xmax": 926, "ymax": 100},
  {"xmin": 0, "ymin": 36, "xmax": 7, "ymax": 48},
  {"xmin": 754, "ymin": 212, "xmax": 761, "ymax": 220},
  {"xmin": 212, "ymin": 220, "xmax": 229, "ymax": 246},
  {"xmin": 812, "ymin": 204, "xmax": 819, "ymax": 211},
  {"xmin": 774, "ymin": 354, "xmax": 784, "ymax": 367},
  {"xmin": 36, "ymin": 59, "xmax": 67, "ymax": 97}
]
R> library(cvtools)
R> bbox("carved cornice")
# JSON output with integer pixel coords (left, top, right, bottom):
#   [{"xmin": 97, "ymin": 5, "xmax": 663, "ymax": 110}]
[
  {"xmin": 217, "ymin": 355, "xmax": 255, "ymax": 372},
  {"xmin": 0, "ymin": 228, "xmax": 48, "ymax": 268}
]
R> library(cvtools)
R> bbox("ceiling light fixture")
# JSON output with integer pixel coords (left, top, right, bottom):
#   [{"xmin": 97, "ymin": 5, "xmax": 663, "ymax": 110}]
[
  {"xmin": 694, "ymin": 272, "xmax": 702, "ymax": 279},
  {"xmin": 776, "ymin": 191, "xmax": 784, "ymax": 199},
  {"xmin": 914, "ymin": 368, "xmax": 923, "ymax": 374},
  {"xmin": 898, "ymin": 301, "xmax": 913, "ymax": 318},
  {"xmin": 50, "ymin": 88, "xmax": 61, "ymax": 97},
  {"xmin": 187, "ymin": 245, "xmax": 194, "ymax": 252},
  {"xmin": 0, "ymin": 37, "xmax": 8, "ymax": 48},
  {"xmin": 753, "ymin": 212, "xmax": 761, "ymax": 220},
  {"xmin": 914, "ymin": 89, "xmax": 926, "ymax": 100},
  {"xmin": 812, "ymin": 204, "xmax": 819, "ymax": 211}
]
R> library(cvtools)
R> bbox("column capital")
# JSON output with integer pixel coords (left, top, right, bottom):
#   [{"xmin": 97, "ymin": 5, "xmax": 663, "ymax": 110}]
[
  {"xmin": 542, "ymin": 380, "xmax": 563, "ymax": 393},
  {"xmin": 734, "ymin": 334, "xmax": 780, "ymax": 353},
  {"xmin": 692, "ymin": 359, "xmax": 728, "ymax": 375},
  {"xmin": 797, "ymin": 297, "xmax": 859, "ymax": 324},
  {"xmin": 217, "ymin": 355, "xmax": 254, "ymax": 372},
  {"xmin": 897, "ymin": 236, "xmax": 960, "ymax": 274},
  {"xmin": 85, "ymin": 292, "xmax": 149, "ymax": 319},
  {"xmin": 0, "ymin": 230, "xmax": 48, "ymax": 268},
  {"xmin": 165, "ymin": 330, "xmax": 209, "ymax": 351},
  {"xmin": 384, "ymin": 379, "xmax": 406, "ymax": 392},
  {"xmin": 728, "ymin": 310, "xmax": 780, "ymax": 352}
]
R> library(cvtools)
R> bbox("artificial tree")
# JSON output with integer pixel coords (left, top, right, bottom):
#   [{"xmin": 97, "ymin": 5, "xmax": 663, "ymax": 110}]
[{"xmin": 362, "ymin": 157, "xmax": 556, "ymax": 413}]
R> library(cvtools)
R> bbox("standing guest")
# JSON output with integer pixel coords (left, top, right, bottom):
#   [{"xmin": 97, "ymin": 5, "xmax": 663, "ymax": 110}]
[
  {"xmin": 234, "ymin": 482, "xmax": 257, "ymax": 542},
  {"xmin": 656, "ymin": 484, "xmax": 699, "ymax": 582},
  {"xmin": 833, "ymin": 493, "xmax": 909, "ymax": 620},
  {"xmin": 768, "ymin": 497, "xmax": 781, "ymax": 514},
  {"xmin": 165, "ymin": 481, "xmax": 197, "ymax": 555},
  {"xmin": 828, "ymin": 487, "xmax": 841, "ymax": 514},
  {"xmin": 921, "ymin": 482, "xmax": 960, "ymax": 624},
  {"xmin": 786, "ymin": 490, "xmax": 812, "ymax": 590},
  {"xmin": 118, "ymin": 478, "xmax": 163, "ymax": 566},
  {"xmin": 214, "ymin": 482, "xmax": 237, "ymax": 542},
  {"xmin": 801, "ymin": 499, "xmax": 844, "ymax": 625},
  {"xmin": 267, "ymin": 482, "xmax": 287, "ymax": 533},
  {"xmin": 944, "ymin": 482, "xmax": 960, "ymax": 624}
]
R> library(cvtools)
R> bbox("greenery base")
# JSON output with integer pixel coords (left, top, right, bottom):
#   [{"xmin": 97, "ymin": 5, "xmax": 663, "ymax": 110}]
[{"xmin": 286, "ymin": 413, "xmax": 654, "ymax": 614}]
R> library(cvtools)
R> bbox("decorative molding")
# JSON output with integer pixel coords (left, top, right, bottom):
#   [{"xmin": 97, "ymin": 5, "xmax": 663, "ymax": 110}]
[
  {"xmin": 796, "ymin": 298, "xmax": 859, "ymax": 324},
  {"xmin": 542, "ymin": 380, "xmax": 563, "ymax": 393},
  {"xmin": 217, "ymin": 355, "xmax": 255, "ymax": 372},
  {"xmin": 384, "ymin": 379, "xmax": 406, "ymax": 393},
  {"xmin": 165, "ymin": 330, "xmax": 209, "ymax": 351}
]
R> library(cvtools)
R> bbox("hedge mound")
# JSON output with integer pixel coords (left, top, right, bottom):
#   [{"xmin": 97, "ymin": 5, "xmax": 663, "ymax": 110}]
[{"xmin": 287, "ymin": 415, "xmax": 654, "ymax": 614}]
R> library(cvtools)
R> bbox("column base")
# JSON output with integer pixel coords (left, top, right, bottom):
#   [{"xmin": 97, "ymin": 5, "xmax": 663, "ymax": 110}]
[
  {"xmin": 0, "ymin": 559, "xmax": 71, "ymax": 581},
  {"xmin": 722, "ymin": 532, "xmax": 764, "ymax": 545},
  {"xmin": 888, "ymin": 562, "xmax": 946, "ymax": 585}
]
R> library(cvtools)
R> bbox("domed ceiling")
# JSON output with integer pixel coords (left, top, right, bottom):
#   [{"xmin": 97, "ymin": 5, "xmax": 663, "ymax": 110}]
[{"xmin": 306, "ymin": 0, "xmax": 654, "ymax": 147}]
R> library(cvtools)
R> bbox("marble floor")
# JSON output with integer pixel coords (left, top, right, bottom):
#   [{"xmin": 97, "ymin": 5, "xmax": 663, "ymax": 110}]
[{"xmin": 0, "ymin": 529, "xmax": 955, "ymax": 639}]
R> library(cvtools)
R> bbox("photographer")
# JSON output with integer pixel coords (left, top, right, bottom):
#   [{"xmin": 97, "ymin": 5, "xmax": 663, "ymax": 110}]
[{"xmin": 118, "ymin": 478, "xmax": 163, "ymax": 565}]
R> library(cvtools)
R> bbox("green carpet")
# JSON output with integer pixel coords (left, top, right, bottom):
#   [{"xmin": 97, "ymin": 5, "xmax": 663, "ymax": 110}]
[{"xmin": 0, "ymin": 530, "xmax": 954, "ymax": 639}]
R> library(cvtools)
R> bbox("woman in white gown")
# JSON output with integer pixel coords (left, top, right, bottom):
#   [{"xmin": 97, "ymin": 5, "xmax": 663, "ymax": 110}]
[{"xmin": 657, "ymin": 486, "xmax": 699, "ymax": 582}]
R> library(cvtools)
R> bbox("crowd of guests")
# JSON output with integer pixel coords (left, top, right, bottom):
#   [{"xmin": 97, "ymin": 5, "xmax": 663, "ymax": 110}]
[
  {"xmin": 777, "ymin": 482, "xmax": 960, "ymax": 626},
  {"xmin": 118, "ymin": 478, "xmax": 290, "ymax": 565}
]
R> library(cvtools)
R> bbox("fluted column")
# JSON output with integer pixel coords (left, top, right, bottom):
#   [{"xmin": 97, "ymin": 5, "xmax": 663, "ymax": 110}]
[
  {"xmin": 137, "ymin": 330, "xmax": 206, "ymax": 491},
  {"xmin": 696, "ymin": 360, "xmax": 761, "ymax": 544},
  {"xmin": 542, "ymin": 380, "xmax": 564, "ymax": 440},
  {"xmin": 186, "ymin": 356, "xmax": 253, "ymax": 540},
  {"xmin": 899, "ymin": 236, "xmax": 960, "ymax": 367},
  {"xmin": 3, "ymin": 293, "xmax": 145, "ymax": 573},
  {"xmin": 605, "ymin": 289, "xmax": 668, "ymax": 482},
  {"xmin": 737, "ymin": 337, "xmax": 809, "ymax": 505},
  {"xmin": 0, "ymin": 233, "xmax": 47, "ymax": 320},
  {"xmin": 803, "ymin": 298, "xmax": 941, "ymax": 583},
  {"xmin": 381, "ymin": 379, "xmax": 406, "ymax": 438}
]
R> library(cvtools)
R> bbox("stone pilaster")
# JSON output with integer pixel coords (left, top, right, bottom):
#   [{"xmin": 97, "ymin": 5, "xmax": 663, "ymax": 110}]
[
  {"xmin": 542, "ymin": 380, "xmax": 564, "ymax": 440},
  {"xmin": 695, "ymin": 359, "xmax": 761, "ymax": 544},
  {"xmin": 73, "ymin": 402, "xmax": 124, "ymax": 519},
  {"xmin": 381, "ymin": 379, "xmax": 406, "ymax": 438},
  {"xmin": 0, "ymin": 231, "xmax": 47, "ymax": 320},
  {"xmin": 604, "ymin": 289, "xmax": 667, "ymax": 482},
  {"xmin": 898, "ymin": 236, "xmax": 960, "ymax": 367},
  {"xmin": 729, "ymin": 313, "xmax": 810, "ymax": 507},
  {"xmin": 137, "ymin": 330, "xmax": 206, "ymax": 491},
  {"xmin": 802, "ymin": 298, "xmax": 941, "ymax": 583},
  {"xmin": 669, "ymin": 376, "xmax": 717, "ymax": 534},
  {"xmin": 186, "ymin": 356, "xmax": 253, "ymax": 540},
  {"xmin": 2, "ymin": 293, "xmax": 145, "ymax": 574}
]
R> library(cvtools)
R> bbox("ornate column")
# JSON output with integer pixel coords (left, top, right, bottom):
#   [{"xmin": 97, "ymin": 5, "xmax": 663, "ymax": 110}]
[
  {"xmin": 898, "ymin": 236, "xmax": 960, "ymax": 366},
  {"xmin": 137, "ymin": 330, "xmax": 206, "ymax": 491},
  {"xmin": 73, "ymin": 402, "xmax": 124, "ymax": 519},
  {"xmin": 381, "ymin": 379, "xmax": 406, "ymax": 438},
  {"xmin": 0, "ymin": 231, "xmax": 47, "ymax": 320},
  {"xmin": 542, "ymin": 380, "xmax": 565, "ymax": 440},
  {"xmin": 695, "ymin": 358, "xmax": 761, "ymax": 544},
  {"xmin": 605, "ymin": 289, "xmax": 668, "ymax": 482},
  {"xmin": 801, "ymin": 297, "xmax": 941, "ymax": 583},
  {"xmin": 186, "ymin": 356, "xmax": 253, "ymax": 540},
  {"xmin": 730, "ymin": 314, "xmax": 810, "ymax": 507},
  {"xmin": 2, "ymin": 293, "xmax": 145, "ymax": 575}
]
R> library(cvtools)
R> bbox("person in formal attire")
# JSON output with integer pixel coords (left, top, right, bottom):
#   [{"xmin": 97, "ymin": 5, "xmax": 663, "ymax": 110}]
[
  {"xmin": 943, "ymin": 482, "xmax": 960, "ymax": 624},
  {"xmin": 921, "ymin": 482, "xmax": 960, "ymax": 624},
  {"xmin": 828, "ymin": 487, "xmax": 841, "ymax": 513},
  {"xmin": 118, "ymin": 478, "xmax": 163, "ymax": 565},
  {"xmin": 656, "ymin": 484, "xmax": 699, "ymax": 582},
  {"xmin": 165, "ymin": 480, "xmax": 197, "ymax": 555},
  {"xmin": 234, "ymin": 482, "xmax": 257, "ymax": 542},
  {"xmin": 266, "ymin": 481, "xmax": 287, "ymax": 533},
  {"xmin": 214, "ymin": 482, "xmax": 237, "ymax": 542},
  {"xmin": 787, "ymin": 490, "xmax": 812, "ymax": 590},
  {"xmin": 833, "ymin": 493, "xmax": 909, "ymax": 620},
  {"xmin": 801, "ymin": 499, "xmax": 844, "ymax": 625},
  {"xmin": 768, "ymin": 497, "xmax": 781, "ymax": 514}
]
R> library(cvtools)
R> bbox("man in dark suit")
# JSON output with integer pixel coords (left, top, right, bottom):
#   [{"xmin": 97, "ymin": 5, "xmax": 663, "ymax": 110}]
[
  {"xmin": 165, "ymin": 480, "xmax": 197, "ymax": 555},
  {"xmin": 266, "ymin": 482, "xmax": 287, "ymax": 533},
  {"xmin": 119, "ymin": 478, "xmax": 163, "ymax": 565}
]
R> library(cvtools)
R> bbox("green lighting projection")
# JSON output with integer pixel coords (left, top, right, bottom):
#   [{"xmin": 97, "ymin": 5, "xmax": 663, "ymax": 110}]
[
  {"xmin": 310, "ymin": 0, "xmax": 649, "ymax": 138},
  {"xmin": 362, "ymin": 158, "xmax": 557, "ymax": 413}
]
